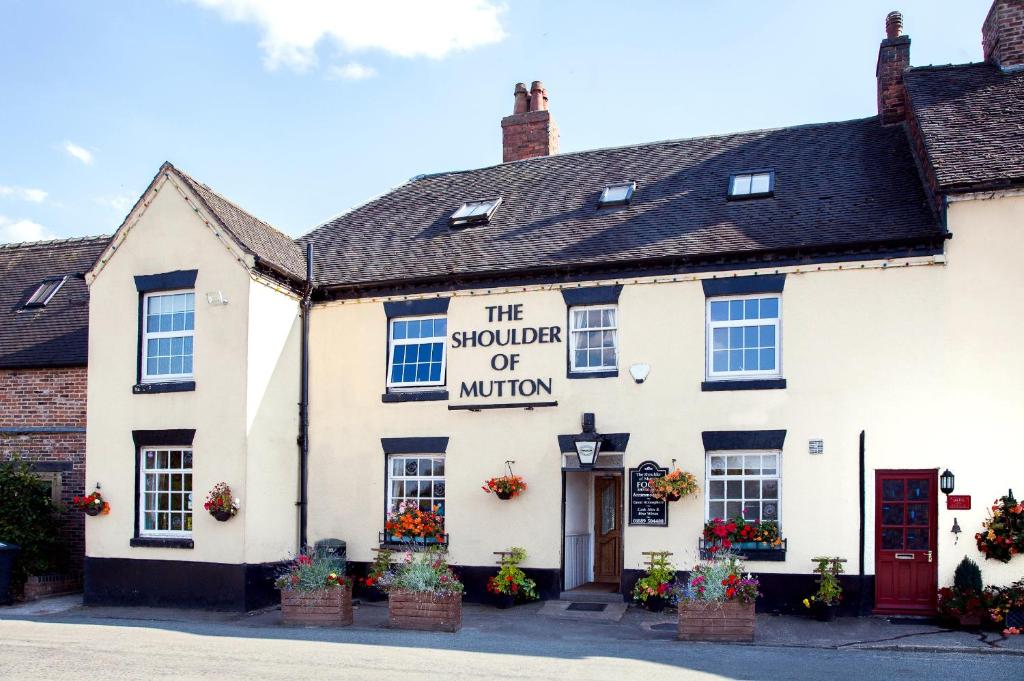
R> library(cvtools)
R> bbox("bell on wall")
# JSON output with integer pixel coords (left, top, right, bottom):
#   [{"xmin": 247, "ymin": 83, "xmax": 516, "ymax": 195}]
[{"xmin": 951, "ymin": 517, "xmax": 961, "ymax": 545}]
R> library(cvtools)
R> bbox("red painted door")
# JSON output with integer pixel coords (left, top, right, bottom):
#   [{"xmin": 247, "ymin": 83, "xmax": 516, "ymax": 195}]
[{"xmin": 874, "ymin": 470, "xmax": 938, "ymax": 614}]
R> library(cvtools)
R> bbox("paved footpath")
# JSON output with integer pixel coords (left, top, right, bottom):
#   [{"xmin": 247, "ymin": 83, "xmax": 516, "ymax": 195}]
[{"xmin": 1, "ymin": 596, "xmax": 1021, "ymax": 680}]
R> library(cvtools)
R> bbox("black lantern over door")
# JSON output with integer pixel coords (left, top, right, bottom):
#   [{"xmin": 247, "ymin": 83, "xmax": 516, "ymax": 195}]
[
  {"xmin": 573, "ymin": 413, "xmax": 602, "ymax": 468},
  {"xmin": 939, "ymin": 469, "xmax": 955, "ymax": 495}
]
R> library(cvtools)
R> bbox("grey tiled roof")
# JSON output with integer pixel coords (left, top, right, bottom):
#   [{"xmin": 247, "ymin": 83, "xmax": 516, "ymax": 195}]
[
  {"xmin": 0, "ymin": 235, "xmax": 109, "ymax": 368},
  {"xmin": 905, "ymin": 62, "xmax": 1024, "ymax": 191},
  {"xmin": 300, "ymin": 117, "xmax": 941, "ymax": 289},
  {"xmin": 170, "ymin": 165, "xmax": 307, "ymax": 282}
]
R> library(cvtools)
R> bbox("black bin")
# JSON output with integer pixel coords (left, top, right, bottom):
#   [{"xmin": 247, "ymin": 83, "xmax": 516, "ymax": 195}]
[{"xmin": 0, "ymin": 542, "xmax": 20, "ymax": 606}]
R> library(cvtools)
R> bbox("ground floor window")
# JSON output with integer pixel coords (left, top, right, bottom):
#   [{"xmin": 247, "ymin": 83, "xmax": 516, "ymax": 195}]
[
  {"xmin": 140, "ymin": 448, "xmax": 193, "ymax": 535},
  {"xmin": 706, "ymin": 451, "xmax": 780, "ymax": 523},
  {"xmin": 387, "ymin": 454, "xmax": 445, "ymax": 516}
]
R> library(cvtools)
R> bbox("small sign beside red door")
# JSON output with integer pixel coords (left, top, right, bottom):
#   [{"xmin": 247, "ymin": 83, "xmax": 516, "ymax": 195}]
[{"xmin": 947, "ymin": 495, "xmax": 971, "ymax": 510}]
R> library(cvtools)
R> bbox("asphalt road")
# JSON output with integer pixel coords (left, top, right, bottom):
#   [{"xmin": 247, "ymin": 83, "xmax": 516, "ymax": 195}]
[{"xmin": 0, "ymin": 617, "xmax": 1019, "ymax": 681}]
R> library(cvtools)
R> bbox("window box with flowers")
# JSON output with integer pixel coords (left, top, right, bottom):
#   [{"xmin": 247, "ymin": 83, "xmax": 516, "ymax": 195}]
[
  {"xmin": 203, "ymin": 482, "xmax": 240, "ymax": 522},
  {"xmin": 275, "ymin": 548, "xmax": 352, "ymax": 627},
  {"xmin": 380, "ymin": 501, "xmax": 448, "ymax": 548},
  {"xmin": 699, "ymin": 517, "xmax": 786, "ymax": 561},
  {"xmin": 676, "ymin": 552, "xmax": 760, "ymax": 642}
]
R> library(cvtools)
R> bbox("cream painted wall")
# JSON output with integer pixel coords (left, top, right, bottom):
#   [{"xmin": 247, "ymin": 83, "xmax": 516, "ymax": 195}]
[
  {"xmin": 243, "ymin": 280, "xmax": 300, "ymax": 564},
  {"xmin": 307, "ymin": 193, "xmax": 1024, "ymax": 588},
  {"xmin": 86, "ymin": 175, "xmax": 299, "ymax": 567}
]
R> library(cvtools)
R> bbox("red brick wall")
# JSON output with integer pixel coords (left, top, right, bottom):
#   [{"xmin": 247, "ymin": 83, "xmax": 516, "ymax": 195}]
[
  {"xmin": 876, "ymin": 36, "xmax": 911, "ymax": 125},
  {"xmin": 501, "ymin": 81, "xmax": 559, "ymax": 163},
  {"xmin": 0, "ymin": 366, "xmax": 87, "ymax": 573},
  {"xmin": 983, "ymin": 0, "xmax": 1024, "ymax": 70}
]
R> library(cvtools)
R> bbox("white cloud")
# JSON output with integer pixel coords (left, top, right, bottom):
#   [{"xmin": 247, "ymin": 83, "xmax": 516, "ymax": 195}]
[
  {"xmin": 187, "ymin": 0, "xmax": 507, "ymax": 72},
  {"xmin": 94, "ymin": 194, "xmax": 135, "ymax": 213},
  {"xmin": 0, "ymin": 216, "xmax": 56, "ymax": 243},
  {"xmin": 0, "ymin": 186, "xmax": 48, "ymax": 203},
  {"xmin": 64, "ymin": 141, "xmax": 94, "ymax": 165},
  {"xmin": 327, "ymin": 62, "xmax": 377, "ymax": 81}
]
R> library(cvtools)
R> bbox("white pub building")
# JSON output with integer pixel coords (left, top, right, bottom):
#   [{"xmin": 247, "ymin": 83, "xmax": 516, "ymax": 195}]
[{"xmin": 83, "ymin": 5, "xmax": 1024, "ymax": 615}]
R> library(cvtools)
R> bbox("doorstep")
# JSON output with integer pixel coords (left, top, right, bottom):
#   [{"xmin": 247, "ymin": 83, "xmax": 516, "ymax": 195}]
[{"xmin": 538, "ymin": 600, "xmax": 628, "ymax": 622}]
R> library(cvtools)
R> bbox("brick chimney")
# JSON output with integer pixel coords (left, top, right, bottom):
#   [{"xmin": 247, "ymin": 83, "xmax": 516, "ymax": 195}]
[
  {"xmin": 501, "ymin": 81, "xmax": 559, "ymax": 163},
  {"xmin": 876, "ymin": 11, "xmax": 911, "ymax": 125},
  {"xmin": 983, "ymin": 0, "xmax": 1024, "ymax": 71}
]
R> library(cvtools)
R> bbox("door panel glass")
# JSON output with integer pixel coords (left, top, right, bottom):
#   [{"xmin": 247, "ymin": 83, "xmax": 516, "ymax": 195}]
[
  {"xmin": 601, "ymin": 484, "xmax": 615, "ymax": 534},
  {"xmin": 881, "ymin": 503, "xmax": 903, "ymax": 525},
  {"xmin": 882, "ymin": 528, "xmax": 903, "ymax": 550},
  {"xmin": 882, "ymin": 480, "xmax": 905, "ymax": 501},
  {"xmin": 907, "ymin": 503, "xmax": 928, "ymax": 526},
  {"xmin": 907, "ymin": 479, "xmax": 929, "ymax": 500},
  {"xmin": 906, "ymin": 528, "xmax": 929, "ymax": 550}
]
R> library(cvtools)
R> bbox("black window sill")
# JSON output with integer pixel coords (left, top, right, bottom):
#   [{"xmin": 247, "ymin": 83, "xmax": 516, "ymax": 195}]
[
  {"xmin": 130, "ymin": 536, "xmax": 194, "ymax": 549},
  {"xmin": 735, "ymin": 548, "xmax": 786, "ymax": 562},
  {"xmin": 381, "ymin": 390, "xmax": 448, "ymax": 403},
  {"xmin": 133, "ymin": 381, "xmax": 196, "ymax": 395},
  {"xmin": 701, "ymin": 379, "xmax": 786, "ymax": 392},
  {"xmin": 699, "ymin": 548, "xmax": 786, "ymax": 562},
  {"xmin": 567, "ymin": 370, "xmax": 619, "ymax": 380}
]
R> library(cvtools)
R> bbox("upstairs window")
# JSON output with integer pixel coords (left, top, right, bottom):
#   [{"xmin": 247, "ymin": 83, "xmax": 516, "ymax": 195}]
[
  {"xmin": 450, "ymin": 198, "xmax": 501, "ymax": 227},
  {"xmin": 142, "ymin": 291, "xmax": 195, "ymax": 382},
  {"xmin": 728, "ymin": 171, "xmax": 774, "ymax": 199},
  {"xmin": 387, "ymin": 315, "xmax": 447, "ymax": 389},
  {"xmin": 598, "ymin": 182, "xmax": 635, "ymax": 207},
  {"xmin": 24, "ymin": 276, "xmax": 67, "ymax": 308},
  {"xmin": 707, "ymin": 295, "xmax": 781, "ymax": 380},
  {"xmin": 569, "ymin": 305, "xmax": 618, "ymax": 373}
]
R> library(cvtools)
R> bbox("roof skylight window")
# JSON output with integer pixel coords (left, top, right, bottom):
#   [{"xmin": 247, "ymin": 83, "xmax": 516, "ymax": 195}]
[
  {"xmin": 450, "ymin": 198, "xmax": 502, "ymax": 227},
  {"xmin": 24, "ymin": 276, "xmax": 67, "ymax": 308},
  {"xmin": 728, "ymin": 171, "xmax": 775, "ymax": 199},
  {"xmin": 598, "ymin": 182, "xmax": 636, "ymax": 207}
]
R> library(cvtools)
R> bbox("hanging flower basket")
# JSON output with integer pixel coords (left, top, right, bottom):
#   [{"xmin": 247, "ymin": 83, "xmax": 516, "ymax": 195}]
[
  {"xmin": 204, "ymin": 482, "xmax": 240, "ymax": 522},
  {"xmin": 649, "ymin": 469, "xmax": 698, "ymax": 502},
  {"xmin": 72, "ymin": 490, "xmax": 109, "ymax": 516},
  {"xmin": 482, "ymin": 475, "xmax": 527, "ymax": 500},
  {"xmin": 975, "ymin": 490, "xmax": 1023, "ymax": 562}
]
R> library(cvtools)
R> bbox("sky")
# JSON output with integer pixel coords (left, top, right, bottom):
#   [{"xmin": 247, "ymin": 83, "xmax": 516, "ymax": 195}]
[{"xmin": 0, "ymin": 0, "xmax": 991, "ymax": 243}]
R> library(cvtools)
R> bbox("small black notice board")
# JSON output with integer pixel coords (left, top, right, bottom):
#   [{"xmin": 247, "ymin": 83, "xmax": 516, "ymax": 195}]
[{"xmin": 628, "ymin": 460, "xmax": 668, "ymax": 526}]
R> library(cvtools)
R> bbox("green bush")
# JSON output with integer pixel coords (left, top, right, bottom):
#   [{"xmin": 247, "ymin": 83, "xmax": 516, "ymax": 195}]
[
  {"xmin": 953, "ymin": 556, "xmax": 983, "ymax": 595},
  {"xmin": 0, "ymin": 459, "xmax": 63, "ymax": 589}
]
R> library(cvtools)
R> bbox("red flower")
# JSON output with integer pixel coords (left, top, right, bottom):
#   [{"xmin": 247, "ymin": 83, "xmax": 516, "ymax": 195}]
[{"xmin": 726, "ymin": 587, "xmax": 736, "ymax": 599}]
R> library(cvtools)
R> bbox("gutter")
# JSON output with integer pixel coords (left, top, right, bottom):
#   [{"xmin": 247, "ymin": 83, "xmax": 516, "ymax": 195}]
[{"xmin": 297, "ymin": 243, "xmax": 313, "ymax": 551}]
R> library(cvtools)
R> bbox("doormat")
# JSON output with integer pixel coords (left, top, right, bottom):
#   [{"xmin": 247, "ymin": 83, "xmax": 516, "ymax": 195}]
[{"xmin": 566, "ymin": 602, "xmax": 607, "ymax": 612}]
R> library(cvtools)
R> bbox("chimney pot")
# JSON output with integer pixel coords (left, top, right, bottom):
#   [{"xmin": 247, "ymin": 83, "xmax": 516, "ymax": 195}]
[
  {"xmin": 501, "ymin": 79, "xmax": 559, "ymax": 162},
  {"xmin": 885, "ymin": 11, "xmax": 903, "ymax": 39},
  {"xmin": 513, "ymin": 82, "xmax": 528, "ymax": 114},
  {"xmin": 529, "ymin": 81, "xmax": 548, "ymax": 112},
  {"xmin": 876, "ymin": 11, "xmax": 911, "ymax": 125}
]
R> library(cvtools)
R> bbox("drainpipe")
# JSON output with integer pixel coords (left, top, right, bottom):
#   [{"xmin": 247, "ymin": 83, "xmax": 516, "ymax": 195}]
[
  {"xmin": 858, "ymin": 430, "xmax": 867, "ymax": 614},
  {"xmin": 298, "ymin": 243, "xmax": 313, "ymax": 552}
]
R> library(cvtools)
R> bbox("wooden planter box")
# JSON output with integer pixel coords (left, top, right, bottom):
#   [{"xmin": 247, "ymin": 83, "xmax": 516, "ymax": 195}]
[
  {"xmin": 280, "ymin": 586, "xmax": 353, "ymax": 627},
  {"xmin": 678, "ymin": 600, "xmax": 755, "ymax": 642},
  {"xmin": 388, "ymin": 590, "xmax": 462, "ymax": 632}
]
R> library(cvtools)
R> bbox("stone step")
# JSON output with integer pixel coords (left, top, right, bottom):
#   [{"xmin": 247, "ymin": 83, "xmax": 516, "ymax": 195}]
[{"xmin": 559, "ymin": 590, "xmax": 623, "ymax": 604}]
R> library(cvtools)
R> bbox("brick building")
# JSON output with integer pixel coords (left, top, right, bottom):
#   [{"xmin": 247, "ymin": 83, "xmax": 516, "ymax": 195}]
[{"xmin": 0, "ymin": 235, "xmax": 109, "ymax": 579}]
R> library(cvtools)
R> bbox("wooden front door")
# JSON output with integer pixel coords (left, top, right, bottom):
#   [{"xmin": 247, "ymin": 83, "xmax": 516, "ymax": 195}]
[
  {"xmin": 593, "ymin": 475, "xmax": 623, "ymax": 583},
  {"xmin": 874, "ymin": 470, "xmax": 938, "ymax": 614}
]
